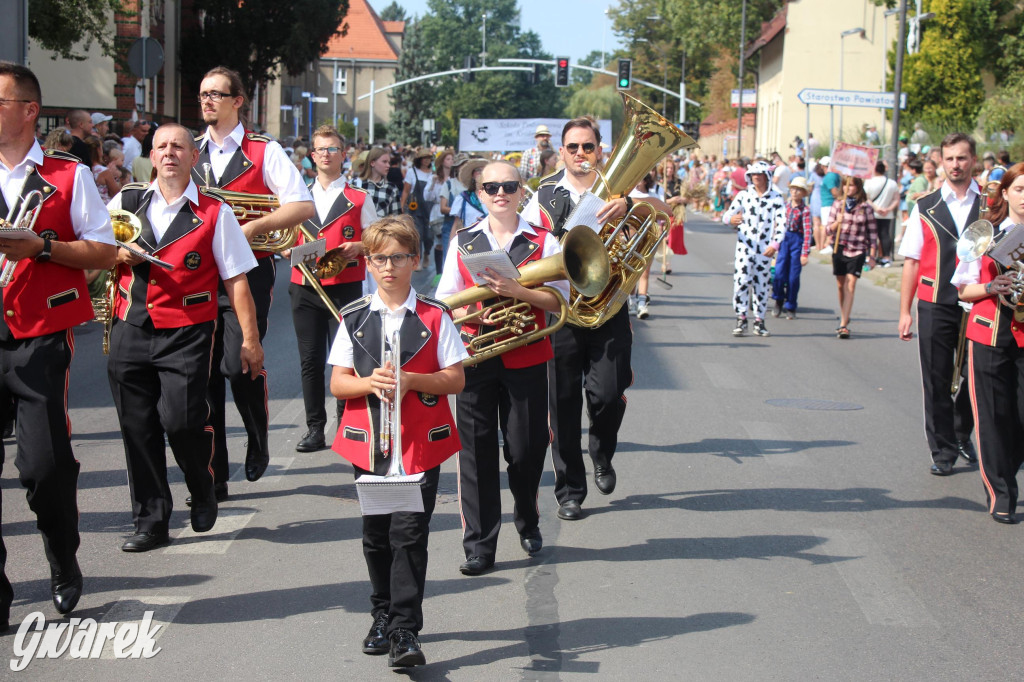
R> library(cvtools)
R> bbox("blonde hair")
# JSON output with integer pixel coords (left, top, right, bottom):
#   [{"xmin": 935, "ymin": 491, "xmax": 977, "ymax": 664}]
[{"xmin": 363, "ymin": 215, "xmax": 420, "ymax": 256}]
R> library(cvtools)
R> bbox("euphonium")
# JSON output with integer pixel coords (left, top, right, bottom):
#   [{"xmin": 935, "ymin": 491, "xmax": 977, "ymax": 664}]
[
  {"xmin": 0, "ymin": 190, "xmax": 45, "ymax": 287},
  {"xmin": 441, "ymin": 225, "xmax": 611, "ymax": 366},
  {"xmin": 293, "ymin": 223, "xmax": 353, "ymax": 322},
  {"xmin": 562, "ymin": 93, "xmax": 698, "ymax": 328},
  {"xmin": 199, "ymin": 187, "xmax": 299, "ymax": 252},
  {"xmin": 94, "ymin": 209, "xmax": 144, "ymax": 354}
]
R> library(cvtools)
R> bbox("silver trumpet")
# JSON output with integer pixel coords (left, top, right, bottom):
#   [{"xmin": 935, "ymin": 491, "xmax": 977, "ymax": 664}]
[
  {"xmin": 378, "ymin": 326, "xmax": 405, "ymax": 476},
  {"xmin": 0, "ymin": 190, "xmax": 45, "ymax": 287}
]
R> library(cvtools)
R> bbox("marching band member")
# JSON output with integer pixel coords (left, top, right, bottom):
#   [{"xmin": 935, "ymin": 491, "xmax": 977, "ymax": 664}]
[
  {"xmin": 193, "ymin": 66, "xmax": 313, "ymax": 499},
  {"xmin": 521, "ymin": 118, "xmax": 629, "ymax": 522},
  {"xmin": 953, "ymin": 162, "xmax": 1024, "ymax": 524},
  {"xmin": 329, "ymin": 216, "xmax": 466, "ymax": 668},
  {"xmin": 290, "ymin": 125, "xmax": 375, "ymax": 453},
  {"xmin": 0, "ymin": 62, "xmax": 116, "ymax": 626},
  {"xmin": 436, "ymin": 161, "xmax": 570, "ymax": 575},
  {"xmin": 107, "ymin": 123, "xmax": 262, "ymax": 551}
]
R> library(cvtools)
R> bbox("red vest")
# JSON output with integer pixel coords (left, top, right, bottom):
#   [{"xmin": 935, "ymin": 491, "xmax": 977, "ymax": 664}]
[
  {"xmin": 455, "ymin": 225, "xmax": 553, "ymax": 369},
  {"xmin": 965, "ymin": 256, "xmax": 1024, "ymax": 348},
  {"xmin": 332, "ymin": 295, "xmax": 460, "ymax": 474},
  {"xmin": 915, "ymin": 189, "xmax": 979, "ymax": 305},
  {"xmin": 114, "ymin": 187, "xmax": 224, "ymax": 328},
  {"xmin": 290, "ymin": 185, "xmax": 367, "ymax": 286},
  {"xmin": 1, "ymin": 152, "xmax": 96, "ymax": 339}
]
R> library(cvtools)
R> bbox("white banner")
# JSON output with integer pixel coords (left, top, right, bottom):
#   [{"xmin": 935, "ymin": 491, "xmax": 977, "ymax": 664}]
[{"xmin": 459, "ymin": 118, "xmax": 613, "ymax": 152}]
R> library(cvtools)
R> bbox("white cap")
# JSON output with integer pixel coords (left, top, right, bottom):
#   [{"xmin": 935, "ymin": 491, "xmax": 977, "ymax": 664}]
[{"xmin": 91, "ymin": 112, "xmax": 113, "ymax": 125}]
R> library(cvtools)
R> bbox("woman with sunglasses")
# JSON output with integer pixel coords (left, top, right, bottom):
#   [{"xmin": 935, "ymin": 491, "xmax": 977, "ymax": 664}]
[
  {"xmin": 436, "ymin": 161, "xmax": 570, "ymax": 576},
  {"xmin": 825, "ymin": 175, "xmax": 878, "ymax": 338}
]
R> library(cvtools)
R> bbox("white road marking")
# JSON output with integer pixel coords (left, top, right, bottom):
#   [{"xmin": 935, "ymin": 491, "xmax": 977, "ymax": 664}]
[
  {"xmin": 164, "ymin": 508, "xmax": 258, "ymax": 555},
  {"xmin": 98, "ymin": 595, "xmax": 189, "ymax": 659}
]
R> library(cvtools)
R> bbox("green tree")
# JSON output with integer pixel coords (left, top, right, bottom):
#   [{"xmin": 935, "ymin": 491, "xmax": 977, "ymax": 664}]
[
  {"xmin": 388, "ymin": 18, "xmax": 434, "ymax": 144},
  {"xmin": 29, "ymin": 0, "xmax": 128, "ymax": 61},
  {"xmin": 572, "ymin": 50, "xmax": 606, "ymax": 87},
  {"xmin": 180, "ymin": 0, "xmax": 349, "ymax": 96},
  {"xmin": 379, "ymin": 1, "xmax": 407, "ymax": 21}
]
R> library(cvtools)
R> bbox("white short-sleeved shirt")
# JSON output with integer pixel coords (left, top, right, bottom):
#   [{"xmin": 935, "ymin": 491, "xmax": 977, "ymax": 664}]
[
  {"xmin": 950, "ymin": 217, "xmax": 1015, "ymax": 288},
  {"xmin": 0, "ymin": 141, "xmax": 114, "ymax": 245},
  {"xmin": 898, "ymin": 180, "xmax": 980, "ymax": 260},
  {"xmin": 403, "ymin": 167, "xmax": 433, "ymax": 189},
  {"xmin": 434, "ymin": 215, "xmax": 570, "ymax": 301},
  {"xmin": 449, "ymin": 192, "xmax": 487, "ymax": 226},
  {"xmin": 107, "ymin": 180, "xmax": 256, "ymax": 280},
  {"xmin": 200, "ymin": 124, "xmax": 312, "ymax": 205},
  {"xmin": 327, "ymin": 287, "xmax": 468, "ymax": 369},
  {"xmin": 310, "ymin": 175, "xmax": 377, "ymax": 228}
]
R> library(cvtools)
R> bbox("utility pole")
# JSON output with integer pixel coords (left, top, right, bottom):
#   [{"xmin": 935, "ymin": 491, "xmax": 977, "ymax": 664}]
[
  {"xmin": 888, "ymin": 0, "xmax": 908, "ymax": 182},
  {"xmin": 736, "ymin": 0, "xmax": 747, "ymax": 159}
]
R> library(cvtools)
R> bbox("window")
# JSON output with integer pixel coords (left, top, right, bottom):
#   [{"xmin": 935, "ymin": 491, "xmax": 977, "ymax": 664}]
[{"xmin": 334, "ymin": 69, "xmax": 348, "ymax": 96}]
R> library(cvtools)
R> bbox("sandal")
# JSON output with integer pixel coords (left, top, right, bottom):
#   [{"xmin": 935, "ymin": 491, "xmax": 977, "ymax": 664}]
[{"xmin": 837, "ymin": 326, "xmax": 851, "ymax": 339}]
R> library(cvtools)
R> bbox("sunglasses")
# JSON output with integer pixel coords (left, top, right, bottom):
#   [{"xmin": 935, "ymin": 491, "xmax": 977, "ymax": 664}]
[
  {"xmin": 565, "ymin": 142, "xmax": 596, "ymax": 155},
  {"xmin": 481, "ymin": 181, "xmax": 521, "ymax": 196}
]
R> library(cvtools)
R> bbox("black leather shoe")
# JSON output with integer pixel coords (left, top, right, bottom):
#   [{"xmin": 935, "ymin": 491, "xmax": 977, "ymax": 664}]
[
  {"xmin": 958, "ymin": 440, "xmax": 978, "ymax": 465},
  {"xmin": 992, "ymin": 512, "xmax": 1018, "ymax": 525},
  {"xmin": 930, "ymin": 461, "xmax": 954, "ymax": 476},
  {"xmin": 121, "ymin": 532, "xmax": 171, "ymax": 552},
  {"xmin": 51, "ymin": 562, "xmax": 83, "ymax": 615},
  {"xmin": 556, "ymin": 500, "xmax": 584, "ymax": 521},
  {"xmin": 295, "ymin": 427, "xmax": 327, "ymax": 453},
  {"xmin": 594, "ymin": 465, "xmax": 616, "ymax": 495},
  {"xmin": 190, "ymin": 501, "xmax": 218, "ymax": 533},
  {"xmin": 245, "ymin": 442, "xmax": 270, "ymax": 482},
  {"xmin": 459, "ymin": 556, "xmax": 494, "ymax": 576},
  {"xmin": 186, "ymin": 482, "xmax": 227, "ymax": 507},
  {"xmin": 362, "ymin": 613, "xmax": 390, "ymax": 655},
  {"xmin": 520, "ymin": 529, "xmax": 542, "ymax": 555},
  {"xmin": 388, "ymin": 628, "xmax": 426, "ymax": 668}
]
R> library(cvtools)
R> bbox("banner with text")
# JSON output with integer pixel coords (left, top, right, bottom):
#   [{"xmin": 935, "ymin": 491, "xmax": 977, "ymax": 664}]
[
  {"xmin": 459, "ymin": 118, "xmax": 613, "ymax": 152},
  {"xmin": 829, "ymin": 142, "xmax": 878, "ymax": 179}
]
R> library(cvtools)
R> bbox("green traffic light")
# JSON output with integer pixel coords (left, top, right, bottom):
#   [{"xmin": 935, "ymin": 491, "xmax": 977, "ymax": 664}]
[{"xmin": 619, "ymin": 79, "xmax": 629, "ymax": 87}]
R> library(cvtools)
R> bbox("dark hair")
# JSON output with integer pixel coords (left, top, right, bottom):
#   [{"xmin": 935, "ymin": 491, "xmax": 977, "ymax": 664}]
[
  {"xmin": 539, "ymin": 149, "xmax": 558, "ymax": 174},
  {"xmin": 155, "ymin": 122, "xmax": 197, "ymax": 151},
  {"xmin": 0, "ymin": 61, "xmax": 41, "ymax": 104},
  {"xmin": 875, "ymin": 161, "xmax": 887, "ymax": 174},
  {"xmin": 140, "ymin": 123, "xmax": 158, "ymax": 156},
  {"xmin": 998, "ymin": 150, "xmax": 1011, "ymax": 165},
  {"xmin": 82, "ymin": 135, "xmax": 103, "ymax": 166},
  {"xmin": 940, "ymin": 132, "xmax": 976, "ymax": 158},
  {"xmin": 987, "ymin": 162, "xmax": 1024, "ymax": 226},
  {"xmin": 908, "ymin": 158, "xmax": 924, "ymax": 173},
  {"xmin": 202, "ymin": 66, "xmax": 249, "ymax": 125},
  {"xmin": 561, "ymin": 116, "xmax": 601, "ymax": 146}
]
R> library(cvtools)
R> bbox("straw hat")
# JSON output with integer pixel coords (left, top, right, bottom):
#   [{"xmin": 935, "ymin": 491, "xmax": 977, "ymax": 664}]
[
  {"xmin": 788, "ymin": 176, "xmax": 809, "ymax": 192},
  {"xmin": 451, "ymin": 152, "xmax": 471, "ymax": 169},
  {"xmin": 534, "ymin": 124, "xmax": 551, "ymax": 137},
  {"xmin": 413, "ymin": 147, "xmax": 434, "ymax": 161},
  {"xmin": 459, "ymin": 158, "xmax": 488, "ymax": 188}
]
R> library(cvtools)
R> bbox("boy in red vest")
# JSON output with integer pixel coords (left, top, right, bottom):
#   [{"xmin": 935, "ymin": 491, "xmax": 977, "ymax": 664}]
[{"xmin": 329, "ymin": 215, "xmax": 466, "ymax": 668}]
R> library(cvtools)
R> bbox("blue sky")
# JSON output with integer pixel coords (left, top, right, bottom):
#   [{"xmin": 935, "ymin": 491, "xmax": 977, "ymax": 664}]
[{"xmin": 368, "ymin": 0, "xmax": 625, "ymax": 63}]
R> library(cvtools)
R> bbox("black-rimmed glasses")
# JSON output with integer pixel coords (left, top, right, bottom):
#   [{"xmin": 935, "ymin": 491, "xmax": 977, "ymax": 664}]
[
  {"xmin": 198, "ymin": 91, "xmax": 234, "ymax": 103},
  {"xmin": 368, "ymin": 253, "xmax": 417, "ymax": 268},
  {"xmin": 313, "ymin": 146, "xmax": 341, "ymax": 155}
]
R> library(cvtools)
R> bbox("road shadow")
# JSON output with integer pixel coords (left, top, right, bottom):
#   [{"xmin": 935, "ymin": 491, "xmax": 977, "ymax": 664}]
[{"xmin": 616, "ymin": 438, "xmax": 855, "ymax": 462}]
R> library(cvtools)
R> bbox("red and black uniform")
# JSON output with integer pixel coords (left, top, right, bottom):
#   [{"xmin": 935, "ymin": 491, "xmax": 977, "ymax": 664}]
[
  {"xmin": 965, "ymin": 257, "xmax": 1024, "ymax": 517},
  {"xmin": 333, "ymin": 294, "xmax": 460, "ymax": 636},
  {"xmin": 289, "ymin": 185, "xmax": 368, "ymax": 436},
  {"xmin": 107, "ymin": 184, "xmax": 228, "ymax": 535},
  {"xmin": 914, "ymin": 189, "xmax": 978, "ymax": 468},
  {"xmin": 454, "ymin": 225, "xmax": 553, "ymax": 561}
]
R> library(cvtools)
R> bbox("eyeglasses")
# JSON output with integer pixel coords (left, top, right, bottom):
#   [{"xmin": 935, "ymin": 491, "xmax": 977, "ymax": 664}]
[
  {"xmin": 313, "ymin": 146, "xmax": 341, "ymax": 155},
  {"xmin": 480, "ymin": 181, "xmax": 521, "ymax": 195},
  {"xmin": 0, "ymin": 98, "xmax": 33, "ymax": 107},
  {"xmin": 198, "ymin": 91, "xmax": 234, "ymax": 103},
  {"xmin": 368, "ymin": 253, "xmax": 417, "ymax": 268},
  {"xmin": 564, "ymin": 142, "xmax": 597, "ymax": 155}
]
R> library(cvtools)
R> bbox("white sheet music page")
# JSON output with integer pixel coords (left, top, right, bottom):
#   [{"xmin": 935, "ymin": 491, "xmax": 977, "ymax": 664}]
[
  {"xmin": 459, "ymin": 249, "xmax": 520, "ymax": 285},
  {"xmin": 290, "ymin": 238, "xmax": 327, "ymax": 269},
  {"xmin": 355, "ymin": 472, "xmax": 426, "ymax": 515},
  {"xmin": 562, "ymin": 191, "xmax": 606, "ymax": 234},
  {"xmin": 988, "ymin": 224, "xmax": 1024, "ymax": 267}
]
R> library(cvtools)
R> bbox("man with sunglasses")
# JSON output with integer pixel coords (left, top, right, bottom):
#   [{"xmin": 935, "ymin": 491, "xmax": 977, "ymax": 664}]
[
  {"xmin": 521, "ymin": 116, "xmax": 631, "ymax": 522},
  {"xmin": 437, "ymin": 161, "xmax": 569, "ymax": 575},
  {"xmin": 192, "ymin": 66, "xmax": 314, "ymax": 502},
  {"xmin": 289, "ymin": 125, "xmax": 376, "ymax": 453}
]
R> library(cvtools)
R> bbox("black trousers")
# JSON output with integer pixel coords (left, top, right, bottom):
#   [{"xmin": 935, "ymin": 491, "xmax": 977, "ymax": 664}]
[
  {"xmin": 457, "ymin": 359, "xmax": 547, "ymax": 559},
  {"xmin": 0, "ymin": 330, "xmax": 80, "ymax": 619},
  {"xmin": 876, "ymin": 218, "xmax": 894, "ymax": 260},
  {"xmin": 288, "ymin": 280, "xmax": 361, "ymax": 431},
  {"xmin": 356, "ymin": 465, "xmax": 439, "ymax": 635},
  {"xmin": 108, "ymin": 320, "xmax": 217, "ymax": 534},
  {"xmin": 917, "ymin": 301, "xmax": 974, "ymax": 466},
  {"xmin": 967, "ymin": 341, "xmax": 1024, "ymax": 516},
  {"xmin": 548, "ymin": 306, "xmax": 633, "ymax": 505},
  {"xmin": 210, "ymin": 257, "xmax": 274, "ymax": 484}
]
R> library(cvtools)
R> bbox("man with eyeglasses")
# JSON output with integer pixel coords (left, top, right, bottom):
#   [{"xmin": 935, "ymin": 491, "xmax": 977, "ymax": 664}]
[
  {"xmin": 192, "ymin": 66, "xmax": 314, "ymax": 502},
  {"xmin": 290, "ymin": 125, "xmax": 376, "ymax": 453},
  {"xmin": 437, "ymin": 161, "xmax": 569, "ymax": 575},
  {"xmin": 0, "ymin": 62, "xmax": 117, "ymax": 628},
  {"xmin": 521, "ymin": 116, "xmax": 631, "ymax": 522}
]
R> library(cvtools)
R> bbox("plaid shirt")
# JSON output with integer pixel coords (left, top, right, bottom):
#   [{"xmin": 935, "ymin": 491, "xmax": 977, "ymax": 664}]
[
  {"xmin": 352, "ymin": 177, "xmax": 400, "ymax": 218},
  {"xmin": 519, "ymin": 146, "xmax": 544, "ymax": 179},
  {"xmin": 826, "ymin": 200, "xmax": 878, "ymax": 257},
  {"xmin": 785, "ymin": 202, "xmax": 813, "ymax": 257}
]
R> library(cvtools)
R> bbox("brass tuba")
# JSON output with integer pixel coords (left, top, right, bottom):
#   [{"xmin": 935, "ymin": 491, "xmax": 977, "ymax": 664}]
[
  {"xmin": 199, "ymin": 187, "xmax": 299, "ymax": 252},
  {"xmin": 442, "ymin": 225, "xmax": 610, "ymax": 366},
  {"xmin": 563, "ymin": 93, "xmax": 698, "ymax": 328},
  {"xmin": 94, "ymin": 209, "xmax": 144, "ymax": 354}
]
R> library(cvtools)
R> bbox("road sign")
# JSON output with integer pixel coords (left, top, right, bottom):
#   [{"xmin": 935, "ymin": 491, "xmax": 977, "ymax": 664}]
[
  {"xmin": 311, "ymin": 96, "xmax": 328, "ymax": 103},
  {"xmin": 280, "ymin": 105, "xmax": 293, "ymax": 111},
  {"xmin": 301, "ymin": 91, "xmax": 311, "ymax": 98},
  {"xmin": 127, "ymin": 37, "xmax": 164, "ymax": 78},
  {"xmin": 797, "ymin": 88, "xmax": 907, "ymax": 109},
  {"xmin": 730, "ymin": 89, "xmax": 756, "ymax": 108}
]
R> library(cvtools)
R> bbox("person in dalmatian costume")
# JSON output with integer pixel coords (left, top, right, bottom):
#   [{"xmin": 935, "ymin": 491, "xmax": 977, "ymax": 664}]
[{"xmin": 722, "ymin": 160, "xmax": 786, "ymax": 337}]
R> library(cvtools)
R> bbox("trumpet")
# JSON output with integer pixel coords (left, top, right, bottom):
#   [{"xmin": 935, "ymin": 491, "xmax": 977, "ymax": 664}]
[
  {"xmin": 199, "ymin": 187, "xmax": 299, "ymax": 252},
  {"xmin": 379, "ymin": 326, "xmax": 405, "ymax": 476},
  {"xmin": 93, "ymin": 209, "xmax": 144, "ymax": 354},
  {"xmin": 441, "ymin": 225, "xmax": 610, "ymax": 366},
  {"xmin": 0, "ymin": 190, "xmax": 45, "ymax": 287}
]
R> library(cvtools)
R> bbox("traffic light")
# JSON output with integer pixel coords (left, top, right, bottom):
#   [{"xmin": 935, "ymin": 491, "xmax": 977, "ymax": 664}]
[
  {"xmin": 530, "ymin": 63, "xmax": 543, "ymax": 86},
  {"xmin": 616, "ymin": 59, "xmax": 632, "ymax": 90},
  {"xmin": 681, "ymin": 120, "xmax": 700, "ymax": 141},
  {"xmin": 555, "ymin": 57, "xmax": 570, "ymax": 87},
  {"xmin": 464, "ymin": 55, "xmax": 475, "ymax": 83}
]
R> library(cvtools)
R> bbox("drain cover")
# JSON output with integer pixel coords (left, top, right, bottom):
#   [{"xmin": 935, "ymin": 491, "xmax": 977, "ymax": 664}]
[{"xmin": 766, "ymin": 398, "xmax": 863, "ymax": 411}]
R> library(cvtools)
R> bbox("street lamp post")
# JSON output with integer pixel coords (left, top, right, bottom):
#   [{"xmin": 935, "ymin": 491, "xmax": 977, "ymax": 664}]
[
  {"xmin": 736, "ymin": 0, "xmax": 747, "ymax": 159},
  {"xmin": 839, "ymin": 27, "xmax": 865, "ymax": 143},
  {"xmin": 881, "ymin": 8, "xmax": 900, "ymax": 142},
  {"xmin": 481, "ymin": 12, "xmax": 489, "ymax": 66}
]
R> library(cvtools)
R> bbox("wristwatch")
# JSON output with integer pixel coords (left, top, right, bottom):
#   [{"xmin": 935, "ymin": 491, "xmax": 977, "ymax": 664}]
[
  {"xmin": 35, "ymin": 237, "xmax": 52, "ymax": 263},
  {"xmin": 624, "ymin": 195, "xmax": 634, "ymax": 212}
]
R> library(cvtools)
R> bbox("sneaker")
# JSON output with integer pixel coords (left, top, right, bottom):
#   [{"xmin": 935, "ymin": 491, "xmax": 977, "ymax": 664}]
[
  {"xmin": 627, "ymin": 296, "xmax": 638, "ymax": 316},
  {"xmin": 772, "ymin": 300, "xmax": 782, "ymax": 318},
  {"xmin": 785, "ymin": 309, "xmax": 795, "ymax": 320},
  {"xmin": 732, "ymin": 318, "xmax": 747, "ymax": 337},
  {"xmin": 637, "ymin": 295, "xmax": 650, "ymax": 320},
  {"xmin": 819, "ymin": 245, "xmax": 833, "ymax": 256},
  {"xmin": 753, "ymin": 319, "xmax": 770, "ymax": 337},
  {"xmin": 879, "ymin": 258, "xmax": 892, "ymax": 268}
]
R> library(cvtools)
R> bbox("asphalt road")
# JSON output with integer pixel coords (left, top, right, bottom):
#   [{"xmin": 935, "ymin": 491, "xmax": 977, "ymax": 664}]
[{"xmin": 2, "ymin": 211, "xmax": 1021, "ymax": 680}]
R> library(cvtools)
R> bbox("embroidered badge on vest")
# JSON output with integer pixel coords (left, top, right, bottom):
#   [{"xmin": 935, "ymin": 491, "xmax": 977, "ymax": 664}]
[
  {"xmin": 343, "ymin": 225, "xmax": 356, "ymax": 239},
  {"xmin": 185, "ymin": 252, "xmax": 202, "ymax": 270},
  {"xmin": 39, "ymin": 229, "xmax": 58, "ymax": 240},
  {"xmin": 418, "ymin": 393, "xmax": 439, "ymax": 407}
]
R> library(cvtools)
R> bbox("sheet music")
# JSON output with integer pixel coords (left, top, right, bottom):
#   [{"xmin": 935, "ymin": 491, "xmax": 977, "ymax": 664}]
[
  {"xmin": 355, "ymin": 472, "xmax": 426, "ymax": 515},
  {"xmin": 562, "ymin": 191, "xmax": 607, "ymax": 234},
  {"xmin": 988, "ymin": 224, "xmax": 1024, "ymax": 267},
  {"xmin": 290, "ymin": 238, "xmax": 327, "ymax": 269},
  {"xmin": 459, "ymin": 249, "xmax": 520, "ymax": 285},
  {"xmin": 0, "ymin": 228, "xmax": 39, "ymax": 239}
]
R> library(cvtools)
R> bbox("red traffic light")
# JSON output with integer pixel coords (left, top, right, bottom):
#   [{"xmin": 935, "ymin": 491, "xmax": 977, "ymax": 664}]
[{"xmin": 558, "ymin": 59, "xmax": 568, "ymax": 68}]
